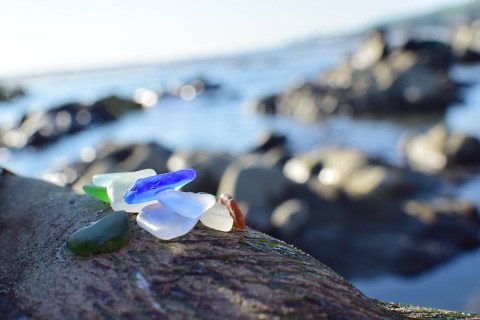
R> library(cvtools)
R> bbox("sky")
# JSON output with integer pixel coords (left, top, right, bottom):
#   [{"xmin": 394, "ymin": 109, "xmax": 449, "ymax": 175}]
[{"xmin": 0, "ymin": 0, "xmax": 470, "ymax": 78}]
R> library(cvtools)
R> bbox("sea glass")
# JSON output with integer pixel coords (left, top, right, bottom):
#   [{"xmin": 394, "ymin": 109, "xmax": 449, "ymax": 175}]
[
  {"xmin": 137, "ymin": 203, "xmax": 199, "ymax": 240},
  {"xmin": 107, "ymin": 169, "xmax": 157, "ymax": 212},
  {"xmin": 124, "ymin": 169, "xmax": 196, "ymax": 204},
  {"xmin": 92, "ymin": 172, "xmax": 133, "ymax": 187},
  {"xmin": 82, "ymin": 184, "xmax": 110, "ymax": 203},
  {"xmin": 219, "ymin": 193, "xmax": 247, "ymax": 229},
  {"xmin": 156, "ymin": 190, "xmax": 215, "ymax": 219},
  {"xmin": 199, "ymin": 203, "xmax": 233, "ymax": 232},
  {"xmin": 67, "ymin": 211, "xmax": 130, "ymax": 255}
]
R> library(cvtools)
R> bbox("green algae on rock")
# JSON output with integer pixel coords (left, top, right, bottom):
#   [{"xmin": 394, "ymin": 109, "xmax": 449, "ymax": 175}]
[
  {"xmin": 67, "ymin": 211, "xmax": 130, "ymax": 255},
  {"xmin": 82, "ymin": 184, "xmax": 110, "ymax": 203}
]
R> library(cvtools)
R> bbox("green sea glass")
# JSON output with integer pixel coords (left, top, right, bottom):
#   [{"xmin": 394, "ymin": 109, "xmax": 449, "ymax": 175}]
[
  {"xmin": 83, "ymin": 184, "xmax": 110, "ymax": 203},
  {"xmin": 67, "ymin": 211, "xmax": 130, "ymax": 255}
]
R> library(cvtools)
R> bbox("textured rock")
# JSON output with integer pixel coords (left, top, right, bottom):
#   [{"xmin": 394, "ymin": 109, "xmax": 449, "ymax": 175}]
[
  {"xmin": 0, "ymin": 171, "xmax": 476, "ymax": 319},
  {"xmin": 67, "ymin": 211, "xmax": 130, "ymax": 255}
]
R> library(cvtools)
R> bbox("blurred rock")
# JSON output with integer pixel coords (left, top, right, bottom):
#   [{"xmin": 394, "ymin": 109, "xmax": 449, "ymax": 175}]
[
  {"xmin": 249, "ymin": 131, "xmax": 287, "ymax": 153},
  {"xmin": 283, "ymin": 150, "xmax": 325, "ymax": 184},
  {"xmin": 253, "ymin": 30, "xmax": 461, "ymax": 121},
  {"xmin": 0, "ymin": 85, "xmax": 24, "ymax": 102},
  {"xmin": 402, "ymin": 38, "xmax": 454, "ymax": 70},
  {"xmin": 401, "ymin": 123, "xmax": 480, "ymax": 173},
  {"xmin": 404, "ymin": 198, "xmax": 480, "ymax": 248},
  {"xmin": 285, "ymin": 148, "xmax": 417, "ymax": 201},
  {"xmin": 159, "ymin": 77, "xmax": 223, "ymax": 101},
  {"xmin": 278, "ymin": 147, "xmax": 480, "ymax": 278},
  {"xmin": 0, "ymin": 95, "xmax": 143, "ymax": 149},
  {"xmin": 342, "ymin": 165, "xmax": 411, "ymax": 200},
  {"xmin": 351, "ymin": 29, "xmax": 389, "ymax": 69},
  {"xmin": 218, "ymin": 156, "xmax": 292, "ymax": 208},
  {"xmin": 55, "ymin": 142, "xmax": 172, "ymax": 192},
  {"xmin": 216, "ymin": 154, "xmax": 299, "ymax": 233},
  {"xmin": 271, "ymin": 198, "xmax": 309, "ymax": 238},
  {"xmin": 248, "ymin": 131, "xmax": 291, "ymax": 168},
  {"xmin": 452, "ymin": 20, "xmax": 480, "ymax": 63},
  {"xmin": 251, "ymin": 94, "xmax": 277, "ymax": 115},
  {"xmin": 167, "ymin": 150, "xmax": 234, "ymax": 194}
]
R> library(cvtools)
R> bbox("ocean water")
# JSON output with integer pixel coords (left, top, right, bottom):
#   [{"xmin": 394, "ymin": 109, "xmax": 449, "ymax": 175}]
[{"xmin": 1, "ymin": 36, "xmax": 480, "ymax": 313}]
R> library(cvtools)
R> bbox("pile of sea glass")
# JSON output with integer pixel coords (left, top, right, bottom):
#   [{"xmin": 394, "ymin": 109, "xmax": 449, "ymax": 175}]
[{"xmin": 82, "ymin": 168, "xmax": 246, "ymax": 240}]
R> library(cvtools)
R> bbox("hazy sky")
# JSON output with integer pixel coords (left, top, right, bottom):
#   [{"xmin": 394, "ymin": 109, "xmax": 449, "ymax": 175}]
[{"xmin": 0, "ymin": 0, "xmax": 468, "ymax": 77}]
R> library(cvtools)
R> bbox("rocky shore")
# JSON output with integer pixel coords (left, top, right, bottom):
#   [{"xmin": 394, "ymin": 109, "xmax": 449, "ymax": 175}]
[
  {"xmin": 253, "ymin": 29, "xmax": 468, "ymax": 121},
  {"xmin": 1, "ymin": 18, "xmax": 480, "ymax": 314}
]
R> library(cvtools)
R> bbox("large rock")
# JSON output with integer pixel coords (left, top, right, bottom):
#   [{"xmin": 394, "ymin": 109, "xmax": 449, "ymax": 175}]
[
  {"xmin": 0, "ymin": 170, "xmax": 386, "ymax": 319},
  {"xmin": 1, "ymin": 170, "xmax": 476, "ymax": 319}
]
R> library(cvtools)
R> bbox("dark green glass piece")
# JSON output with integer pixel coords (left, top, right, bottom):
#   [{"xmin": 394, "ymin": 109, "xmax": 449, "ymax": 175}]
[{"xmin": 67, "ymin": 211, "xmax": 130, "ymax": 255}]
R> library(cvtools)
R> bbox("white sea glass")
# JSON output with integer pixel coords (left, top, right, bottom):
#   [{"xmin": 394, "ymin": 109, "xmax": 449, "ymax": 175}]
[
  {"xmin": 107, "ymin": 169, "xmax": 156, "ymax": 212},
  {"xmin": 199, "ymin": 203, "xmax": 233, "ymax": 232},
  {"xmin": 156, "ymin": 191, "xmax": 215, "ymax": 219},
  {"xmin": 137, "ymin": 203, "xmax": 199, "ymax": 240},
  {"xmin": 92, "ymin": 172, "xmax": 133, "ymax": 187}
]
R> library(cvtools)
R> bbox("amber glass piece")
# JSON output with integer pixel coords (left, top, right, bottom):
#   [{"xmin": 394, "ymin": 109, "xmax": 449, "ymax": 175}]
[{"xmin": 219, "ymin": 193, "xmax": 246, "ymax": 230}]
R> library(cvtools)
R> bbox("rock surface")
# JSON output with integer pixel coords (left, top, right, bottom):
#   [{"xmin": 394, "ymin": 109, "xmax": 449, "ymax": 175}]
[
  {"xmin": 0, "ymin": 171, "xmax": 386, "ymax": 319},
  {"xmin": 1, "ymin": 170, "xmax": 476, "ymax": 319}
]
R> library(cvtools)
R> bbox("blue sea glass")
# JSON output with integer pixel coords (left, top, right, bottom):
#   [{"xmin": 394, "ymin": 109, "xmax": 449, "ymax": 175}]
[{"xmin": 123, "ymin": 169, "xmax": 196, "ymax": 204}]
